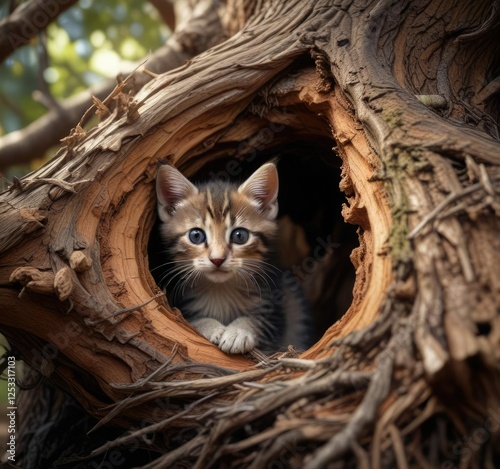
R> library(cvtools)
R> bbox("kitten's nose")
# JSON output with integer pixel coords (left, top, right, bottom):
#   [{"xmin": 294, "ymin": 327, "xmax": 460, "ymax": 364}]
[{"xmin": 210, "ymin": 258, "xmax": 225, "ymax": 267}]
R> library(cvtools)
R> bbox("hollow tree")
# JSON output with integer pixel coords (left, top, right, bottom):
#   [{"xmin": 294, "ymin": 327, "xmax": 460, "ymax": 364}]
[{"xmin": 1, "ymin": 0, "xmax": 500, "ymax": 467}]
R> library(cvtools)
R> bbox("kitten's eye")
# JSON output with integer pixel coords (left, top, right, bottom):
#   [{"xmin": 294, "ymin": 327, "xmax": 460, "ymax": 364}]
[
  {"xmin": 188, "ymin": 228, "xmax": 206, "ymax": 245},
  {"xmin": 230, "ymin": 228, "xmax": 250, "ymax": 245}
]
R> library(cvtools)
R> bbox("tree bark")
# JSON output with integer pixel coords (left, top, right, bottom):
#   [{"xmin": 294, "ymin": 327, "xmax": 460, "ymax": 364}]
[
  {"xmin": 1, "ymin": 0, "xmax": 499, "ymax": 467},
  {"xmin": 0, "ymin": 0, "xmax": 78, "ymax": 63}
]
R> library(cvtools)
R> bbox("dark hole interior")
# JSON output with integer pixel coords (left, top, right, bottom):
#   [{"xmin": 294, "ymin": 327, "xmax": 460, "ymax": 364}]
[
  {"xmin": 476, "ymin": 322, "xmax": 492, "ymax": 336},
  {"xmin": 149, "ymin": 137, "xmax": 358, "ymax": 344}
]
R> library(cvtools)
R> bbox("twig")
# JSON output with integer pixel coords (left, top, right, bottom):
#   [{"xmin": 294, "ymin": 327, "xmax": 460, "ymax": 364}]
[
  {"xmin": 455, "ymin": 2, "xmax": 500, "ymax": 43},
  {"xmin": 351, "ymin": 440, "xmax": 370, "ymax": 469},
  {"xmin": 248, "ymin": 348, "xmax": 272, "ymax": 365},
  {"xmin": 89, "ymin": 392, "xmax": 218, "ymax": 456},
  {"xmin": 146, "ymin": 367, "xmax": 279, "ymax": 391},
  {"xmin": 247, "ymin": 428, "xmax": 305, "ymax": 469},
  {"xmin": 34, "ymin": 30, "xmax": 61, "ymax": 111},
  {"xmin": 0, "ymin": 79, "xmax": 116, "ymax": 171},
  {"xmin": 98, "ymin": 367, "xmax": 278, "ymax": 432},
  {"xmin": 225, "ymin": 426, "xmax": 293, "ymax": 454},
  {"xmin": 479, "ymin": 163, "xmax": 495, "ymax": 197},
  {"xmin": 388, "ymin": 424, "xmax": 409, "ymax": 469},
  {"xmin": 12, "ymin": 177, "xmax": 90, "ymax": 193},
  {"xmin": 475, "ymin": 76, "xmax": 500, "ymax": 104},
  {"xmin": 139, "ymin": 435, "xmax": 206, "ymax": 469},
  {"xmin": 77, "ymin": 57, "xmax": 150, "ymax": 128},
  {"xmin": 303, "ymin": 339, "xmax": 396, "ymax": 469},
  {"xmin": 408, "ymin": 183, "xmax": 481, "ymax": 239},
  {"xmin": 193, "ymin": 368, "xmax": 374, "ymax": 467},
  {"xmin": 239, "ymin": 381, "xmax": 285, "ymax": 392},
  {"xmin": 86, "ymin": 292, "xmax": 164, "ymax": 325},
  {"xmin": 276, "ymin": 357, "xmax": 319, "ymax": 369},
  {"xmin": 141, "ymin": 362, "xmax": 238, "ymax": 381},
  {"xmin": 113, "ymin": 343, "xmax": 180, "ymax": 390}
]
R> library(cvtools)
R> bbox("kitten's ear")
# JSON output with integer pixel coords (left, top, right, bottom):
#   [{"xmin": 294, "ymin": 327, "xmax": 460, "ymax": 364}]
[
  {"xmin": 156, "ymin": 165, "xmax": 198, "ymax": 218},
  {"xmin": 238, "ymin": 163, "xmax": 279, "ymax": 214}
]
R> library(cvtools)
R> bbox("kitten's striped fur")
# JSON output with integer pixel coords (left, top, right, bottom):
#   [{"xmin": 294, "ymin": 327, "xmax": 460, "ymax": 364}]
[{"xmin": 155, "ymin": 163, "xmax": 312, "ymax": 354}]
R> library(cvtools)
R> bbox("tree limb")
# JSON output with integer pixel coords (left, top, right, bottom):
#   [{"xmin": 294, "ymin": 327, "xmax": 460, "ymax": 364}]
[
  {"xmin": 0, "ymin": 0, "xmax": 223, "ymax": 172},
  {"xmin": 149, "ymin": 0, "xmax": 176, "ymax": 31},
  {"xmin": 0, "ymin": 0, "xmax": 78, "ymax": 64}
]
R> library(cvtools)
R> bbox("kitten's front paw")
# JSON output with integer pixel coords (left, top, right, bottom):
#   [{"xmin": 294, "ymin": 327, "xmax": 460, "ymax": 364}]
[
  {"xmin": 191, "ymin": 318, "xmax": 226, "ymax": 345},
  {"xmin": 219, "ymin": 318, "xmax": 258, "ymax": 354}
]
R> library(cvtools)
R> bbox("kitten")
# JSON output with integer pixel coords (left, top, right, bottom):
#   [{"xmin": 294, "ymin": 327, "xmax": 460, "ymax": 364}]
[{"xmin": 155, "ymin": 162, "xmax": 313, "ymax": 354}]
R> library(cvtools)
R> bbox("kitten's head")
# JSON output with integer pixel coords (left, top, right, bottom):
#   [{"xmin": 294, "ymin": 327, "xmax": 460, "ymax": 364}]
[{"xmin": 156, "ymin": 163, "xmax": 279, "ymax": 284}]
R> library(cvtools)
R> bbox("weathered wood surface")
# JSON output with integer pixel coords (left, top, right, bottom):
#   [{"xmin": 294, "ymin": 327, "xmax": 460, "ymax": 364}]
[{"xmin": 1, "ymin": 0, "xmax": 499, "ymax": 467}]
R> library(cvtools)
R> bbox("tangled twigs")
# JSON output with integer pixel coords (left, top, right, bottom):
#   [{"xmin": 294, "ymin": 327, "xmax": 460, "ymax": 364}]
[
  {"xmin": 408, "ymin": 172, "xmax": 500, "ymax": 239},
  {"xmin": 89, "ymin": 392, "xmax": 218, "ymax": 458},
  {"xmin": 303, "ymin": 338, "xmax": 397, "ymax": 469},
  {"xmin": 85, "ymin": 296, "xmax": 408, "ymax": 468},
  {"xmin": 408, "ymin": 183, "xmax": 481, "ymax": 238}
]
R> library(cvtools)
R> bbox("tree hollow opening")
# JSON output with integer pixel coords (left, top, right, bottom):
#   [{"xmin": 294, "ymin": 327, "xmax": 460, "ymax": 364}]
[{"xmin": 149, "ymin": 133, "xmax": 358, "ymax": 349}]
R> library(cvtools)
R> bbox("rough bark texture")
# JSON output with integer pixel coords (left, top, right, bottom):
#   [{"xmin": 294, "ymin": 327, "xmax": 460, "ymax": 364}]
[{"xmin": 1, "ymin": 0, "xmax": 499, "ymax": 467}]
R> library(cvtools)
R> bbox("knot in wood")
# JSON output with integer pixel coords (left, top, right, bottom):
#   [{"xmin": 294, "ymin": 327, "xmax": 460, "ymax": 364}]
[
  {"xmin": 9, "ymin": 267, "xmax": 55, "ymax": 295},
  {"xmin": 54, "ymin": 266, "xmax": 75, "ymax": 301},
  {"xmin": 70, "ymin": 250, "xmax": 93, "ymax": 272}
]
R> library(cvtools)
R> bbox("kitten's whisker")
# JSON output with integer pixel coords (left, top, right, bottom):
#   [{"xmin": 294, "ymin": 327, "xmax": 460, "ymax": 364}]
[
  {"xmin": 150, "ymin": 259, "xmax": 190, "ymax": 272},
  {"xmin": 179, "ymin": 268, "xmax": 200, "ymax": 297},
  {"xmin": 238, "ymin": 268, "xmax": 264, "ymax": 300},
  {"xmin": 160, "ymin": 263, "xmax": 192, "ymax": 282},
  {"xmin": 236, "ymin": 270, "xmax": 254, "ymax": 297},
  {"xmin": 156, "ymin": 263, "xmax": 193, "ymax": 288},
  {"xmin": 239, "ymin": 264, "xmax": 265, "ymax": 283},
  {"xmin": 241, "ymin": 263, "xmax": 277, "ymax": 292},
  {"xmin": 175, "ymin": 272, "xmax": 189, "ymax": 297},
  {"xmin": 187, "ymin": 270, "xmax": 202, "ymax": 292},
  {"xmin": 245, "ymin": 259, "xmax": 282, "ymax": 273},
  {"xmin": 243, "ymin": 259, "xmax": 281, "ymax": 275},
  {"xmin": 243, "ymin": 260, "xmax": 280, "ymax": 286},
  {"xmin": 160, "ymin": 264, "xmax": 194, "ymax": 290}
]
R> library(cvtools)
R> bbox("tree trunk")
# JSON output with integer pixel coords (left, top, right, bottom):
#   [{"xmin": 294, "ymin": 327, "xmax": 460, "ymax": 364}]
[{"xmin": 1, "ymin": 0, "xmax": 499, "ymax": 467}]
